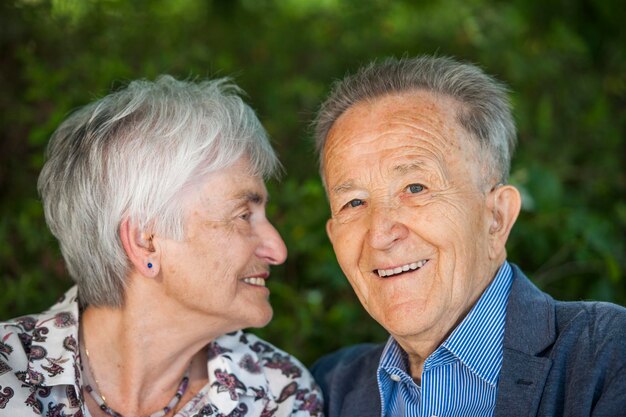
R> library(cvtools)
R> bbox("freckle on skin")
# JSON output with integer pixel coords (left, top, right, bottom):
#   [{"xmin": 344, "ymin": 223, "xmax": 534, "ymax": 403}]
[
  {"xmin": 206, "ymin": 221, "xmax": 221, "ymax": 229},
  {"xmin": 211, "ymin": 259, "xmax": 222, "ymax": 271}
]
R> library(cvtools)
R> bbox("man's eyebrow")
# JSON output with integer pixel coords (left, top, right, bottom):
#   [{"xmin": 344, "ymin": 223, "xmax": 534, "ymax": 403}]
[
  {"xmin": 393, "ymin": 161, "xmax": 425, "ymax": 175},
  {"xmin": 331, "ymin": 181, "xmax": 355, "ymax": 195},
  {"xmin": 330, "ymin": 163, "xmax": 427, "ymax": 194}
]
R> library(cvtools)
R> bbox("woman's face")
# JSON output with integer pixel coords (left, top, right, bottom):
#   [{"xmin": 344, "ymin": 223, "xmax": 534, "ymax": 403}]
[{"xmin": 156, "ymin": 157, "xmax": 287, "ymax": 332}]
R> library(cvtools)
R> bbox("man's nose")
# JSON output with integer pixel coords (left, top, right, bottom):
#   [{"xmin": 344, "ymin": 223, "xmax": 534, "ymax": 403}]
[
  {"xmin": 366, "ymin": 205, "xmax": 408, "ymax": 250},
  {"xmin": 256, "ymin": 220, "xmax": 288, "ymax": 265}
]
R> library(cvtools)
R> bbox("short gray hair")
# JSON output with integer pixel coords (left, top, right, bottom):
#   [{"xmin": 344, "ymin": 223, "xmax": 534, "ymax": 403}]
[
  {"xmin": 38, "ymin": 75, "xmax": 280, "ymax": 308},
  {"xmin": 314, "ymin": 55, "xmax": 516, "ymax": 185}
]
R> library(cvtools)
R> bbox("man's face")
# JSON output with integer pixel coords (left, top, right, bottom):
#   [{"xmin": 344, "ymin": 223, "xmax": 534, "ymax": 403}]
[
  {"xmin": 157, "ymin": 157, "xmax": 287, "ymax": 333},
  {"xmin": 323, "ymin": 91, "xmax": 503, "ymax": 345}
]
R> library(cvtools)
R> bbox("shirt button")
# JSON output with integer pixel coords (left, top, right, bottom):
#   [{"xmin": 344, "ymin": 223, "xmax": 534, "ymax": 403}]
[{"xmin": 390, "ymin": 374, "xmax": 401, "ymax": 382}]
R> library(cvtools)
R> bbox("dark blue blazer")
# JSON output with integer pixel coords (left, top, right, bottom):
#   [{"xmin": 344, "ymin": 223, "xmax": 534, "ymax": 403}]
[{"xmin": 311, "ymin": 265, "xmax": 626, "ymax": 417}]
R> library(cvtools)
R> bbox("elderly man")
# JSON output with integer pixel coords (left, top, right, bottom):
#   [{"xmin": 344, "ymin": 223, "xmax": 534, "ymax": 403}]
[{"xmin": 311, "ymin": 56, "xmax": 626, "ymax": 417}]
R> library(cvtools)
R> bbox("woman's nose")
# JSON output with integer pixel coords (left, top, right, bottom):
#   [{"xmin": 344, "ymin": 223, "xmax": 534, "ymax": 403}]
[{"xmin": 256, "ymin": 220, "xmax": 288, "ymax": 265}]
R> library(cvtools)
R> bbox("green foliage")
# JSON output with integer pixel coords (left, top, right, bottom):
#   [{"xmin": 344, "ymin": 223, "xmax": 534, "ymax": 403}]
[{"xmin": 1, "ymin": 0, "xmax": 624, "ymax": 365}]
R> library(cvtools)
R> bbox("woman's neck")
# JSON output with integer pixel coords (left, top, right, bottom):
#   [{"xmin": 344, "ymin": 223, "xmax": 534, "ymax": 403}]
[{"xmin": 79, "ymin": 281, "xmax": 216, "ymax": 417}]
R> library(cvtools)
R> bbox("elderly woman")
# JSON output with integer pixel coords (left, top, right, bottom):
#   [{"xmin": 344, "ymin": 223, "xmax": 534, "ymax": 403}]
[{"xmin": 0, "ymin": 76, "xmax": 322, "ymax": 417}]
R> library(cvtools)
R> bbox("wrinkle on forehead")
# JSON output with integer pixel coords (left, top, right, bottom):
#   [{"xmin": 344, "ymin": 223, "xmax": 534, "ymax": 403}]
[
  {"xmin": 390, "ymin": 161, "xmax": 449, "ymax": 188},
  {"xmin": 393, "ymin": 161, "xmax": 425, "ymax": 175},
  {"xmin": 327, "ymin": 90, "xmax": 463, "ymax": 142},
  {"xmin": 332, "ymin": 180, "xmax": 356, "ymax": 195},
  {"xmin": 323, "ymin": 91, "xmax": 479, "ymax": 191}
]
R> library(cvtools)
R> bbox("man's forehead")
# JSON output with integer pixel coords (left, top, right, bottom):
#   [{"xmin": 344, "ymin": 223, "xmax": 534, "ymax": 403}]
[
  {"xmin": 337, "ymin": 89, "xmax": 458, "ymax": 120},
  {"xmin": 326, "ymin": 93, "xmax": 461, "ymax": 146},
  {"xmin": 328, "ymin": 158, "xmax": 432, "ymax": 194}
]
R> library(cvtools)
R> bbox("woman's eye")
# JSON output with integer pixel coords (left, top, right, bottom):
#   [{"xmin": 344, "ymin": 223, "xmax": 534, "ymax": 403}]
[
  {"xmin": 344, "ymin": 199, "xmax": 364, "ymax": 209},
  {"xmin": 239, "ymin": 211, "xmax": 252, "ymax": 221},
  {"xmin": 406, "ymin": 183, "xmax": 424, "ymax": 194}
]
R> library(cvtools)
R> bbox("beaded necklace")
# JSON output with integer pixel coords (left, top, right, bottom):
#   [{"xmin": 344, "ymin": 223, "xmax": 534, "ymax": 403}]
[{"xmin": 79, "ymin": 340, "xmax": 190, "ymax": 417}]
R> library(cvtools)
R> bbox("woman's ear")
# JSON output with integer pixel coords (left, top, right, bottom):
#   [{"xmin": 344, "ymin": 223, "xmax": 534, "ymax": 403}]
[
  {"xmin": 487, "ymin": 184, "xmax": 521, "ymax": 261},
  {"xmin": 119, "ymin": 219, "xmax": 159, "ymax": 277}
]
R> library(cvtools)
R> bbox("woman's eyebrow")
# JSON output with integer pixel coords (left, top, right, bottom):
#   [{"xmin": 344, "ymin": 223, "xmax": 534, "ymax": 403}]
[{"xmin": 233, "ymin": 190, "xmax": 266, "ymax": 205}]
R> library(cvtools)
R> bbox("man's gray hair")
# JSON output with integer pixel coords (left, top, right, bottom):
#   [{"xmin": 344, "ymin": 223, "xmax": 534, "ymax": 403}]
[
  {"xmin": 38, "ymin": 75, "xmax": 280, "ymax": 308},
  {"xmin": 314, "ymin": 55, "xmax": 516, "ymax": 185}
]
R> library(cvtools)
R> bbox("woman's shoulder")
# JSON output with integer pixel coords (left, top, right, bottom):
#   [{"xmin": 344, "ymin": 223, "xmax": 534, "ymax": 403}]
[
  {"xmin": 210, "ymin": 330, "xmax": 314, "ymax": 383},
  {"xmin": 208, "ymin": 331, "xmax": 323, "ymax": 416},
  {"xmin": 0, "ymin": 288, "xmax": 82, "ymax": 415}
]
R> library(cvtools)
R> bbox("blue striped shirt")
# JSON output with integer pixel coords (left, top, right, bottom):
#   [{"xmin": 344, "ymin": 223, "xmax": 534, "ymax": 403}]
[{"xmin": 376, "ymin": 262, "xmax": 514, "ymax": 417}]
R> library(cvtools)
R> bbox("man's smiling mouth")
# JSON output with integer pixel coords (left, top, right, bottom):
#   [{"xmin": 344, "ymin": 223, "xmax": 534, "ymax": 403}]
[{"xmin": 376, "ymin": 259, "xmax": 429, "ymax": 278}]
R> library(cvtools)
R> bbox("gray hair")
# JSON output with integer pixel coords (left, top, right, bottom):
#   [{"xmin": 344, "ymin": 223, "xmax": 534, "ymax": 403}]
[
  {"xmin": 314, "ymin": 55, "xmax": 516, "ymax": 185},
  {"xmin": 38, "ymin": 75, "xmax": 280, "ymax": 308}
]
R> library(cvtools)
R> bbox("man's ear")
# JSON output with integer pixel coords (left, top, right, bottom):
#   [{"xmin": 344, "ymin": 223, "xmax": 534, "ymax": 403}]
[
  {"xmin": 326, "ymin": 218, "xmax": 335, "ymax": 245},
  {"xmin": 119, "ymin": 218, "xmax": 159, "ymax": 277},
  {"xmin": 487, "ymin": 184, "xmax": 521, "ymax": 260}
]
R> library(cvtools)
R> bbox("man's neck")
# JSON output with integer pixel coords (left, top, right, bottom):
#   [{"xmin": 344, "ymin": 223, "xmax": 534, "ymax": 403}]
[{"xmin": 393, "ymin": 261, "xmax": 505, "ymax": 380}]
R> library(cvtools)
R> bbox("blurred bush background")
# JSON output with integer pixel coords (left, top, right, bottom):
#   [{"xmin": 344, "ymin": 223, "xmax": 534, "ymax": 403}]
[{"xmin": 1, "ymin": 0, "xmax": 625, "ymax": 365}]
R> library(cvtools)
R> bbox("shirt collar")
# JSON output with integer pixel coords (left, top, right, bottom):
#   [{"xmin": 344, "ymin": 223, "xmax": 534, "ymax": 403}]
[
  {"xmin": 205, "ymin": 331, "xmax": 277, "ymax": 415},
  {"xmin": 377, "ymin": 337, "xmax": 407, "ymax": 417},
  {"xmin": 22, "ymin": 286, "xmax": 82, "ymax": 389},
  {"xmin": 440, "ymin": 261, "xmax": 513, "ymax": 386},
  {"xmin": 377, "ymin": 262, "xmax": 513, "ymax": 389}
]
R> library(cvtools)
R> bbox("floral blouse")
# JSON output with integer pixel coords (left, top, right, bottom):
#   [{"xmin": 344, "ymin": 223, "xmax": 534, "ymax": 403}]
[{"xmin": 0, "ymin": 287, "xmax": 323, "ymax": 417}]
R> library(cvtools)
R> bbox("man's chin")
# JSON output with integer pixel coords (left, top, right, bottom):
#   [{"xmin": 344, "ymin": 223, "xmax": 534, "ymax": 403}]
[{"xmin": 376, "ymin": 306, "xmax": 434, "ymax": 339}]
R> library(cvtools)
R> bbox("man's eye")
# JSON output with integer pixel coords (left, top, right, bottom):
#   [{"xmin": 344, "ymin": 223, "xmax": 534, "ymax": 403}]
[
  {"xmin": 239, "ymin": 211, "xmax": 252, "ymax": 221},
  {"xmin": 406, "ymin": 184, "xmax": 424, "ymax": 194},
  {"xmin": 344, "ymin": 199, "xmax": 364, "ymax": 209}
]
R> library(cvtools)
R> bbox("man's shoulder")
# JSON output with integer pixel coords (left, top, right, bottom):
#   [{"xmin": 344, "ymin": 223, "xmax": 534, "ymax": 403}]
[
  {"xmin": 311, "ymin": 343, "xmax": 384, "ymax": 380},
  {"xmin": 310, "ymin": 344, "xmax": 384, "ymax": 397},
  {"xmin": 553, "ymin": 299, "xmax": 626, "ymax": 355},
  {"xmin": 310, "ymin": 343, "xmax": 384, "ymax": 417},
  {"xmin": 555, "ymin": 298, "xmax": 626, "ymax": 325},
  {"xmin": 508, "ymin": 264, "xmax": 626, "ymax": 353}
]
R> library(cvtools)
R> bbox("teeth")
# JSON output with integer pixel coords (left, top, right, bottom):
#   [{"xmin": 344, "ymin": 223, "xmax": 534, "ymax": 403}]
[
  {"xmin": 243, "ymin": 277, "xmax": 266, "ymax": 287},
  {"xmin": 377, "ymin": 259, "xmax": 428, "ymax": 278}
]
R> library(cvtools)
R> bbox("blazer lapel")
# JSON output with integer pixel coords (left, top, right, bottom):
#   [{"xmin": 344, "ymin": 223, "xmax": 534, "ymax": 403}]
[
  {"xmin": 495, "ymin": 349, "xmax": 552, "ymax": 417},
  {"xmin": 341, "ymin": 374, "xmax": 381, "ymax": 417},
  {"xmin": 494, "ymin": 265, "xmax": 556, "ymax": 417}
]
